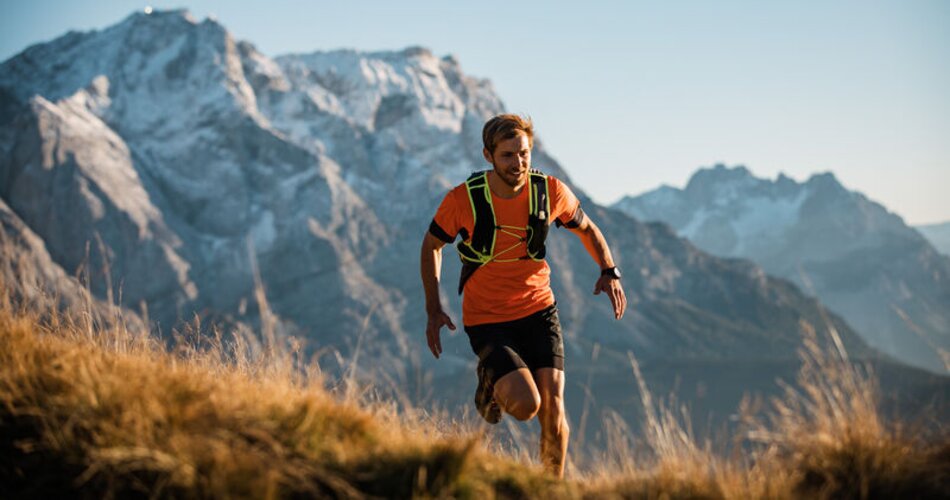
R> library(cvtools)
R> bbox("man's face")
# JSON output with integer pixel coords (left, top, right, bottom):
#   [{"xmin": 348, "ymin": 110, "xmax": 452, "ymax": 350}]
[{"xmin": 484, "ymin": 132, "xmax": 532, "ymax": 189}]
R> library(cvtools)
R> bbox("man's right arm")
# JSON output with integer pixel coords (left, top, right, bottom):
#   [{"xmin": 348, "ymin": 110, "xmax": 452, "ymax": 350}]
[{"xmin": 420, "ymin": 232, "xmax": 456, "ymax": 358}]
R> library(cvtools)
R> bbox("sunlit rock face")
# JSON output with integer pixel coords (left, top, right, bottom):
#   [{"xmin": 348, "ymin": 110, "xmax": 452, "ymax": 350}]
[
  {"xmin": 615, "ymin": 164, "xmax": 950, "ymax": 373},
  {"xmin": 3, "ymin": 10, "xmax": 945, "ymax": 441}
]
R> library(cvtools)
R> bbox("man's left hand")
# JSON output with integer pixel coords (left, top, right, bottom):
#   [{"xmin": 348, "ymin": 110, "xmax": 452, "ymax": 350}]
[{"xmin": 593, "ymin": 275, "xmax": 626, "ymax": 320}]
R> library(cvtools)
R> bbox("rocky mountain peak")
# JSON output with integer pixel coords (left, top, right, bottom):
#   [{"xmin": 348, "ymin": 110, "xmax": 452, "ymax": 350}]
[
  {"xmin": 273, "ymin": 46, "xmax": 471, "ymax": 135},
  {"xmin": 683, "ymin": 163, "xmax": 759, "ymax": 203},
  {"xmin": 121, "ymin": 8, "xmax": 201, "ymax": 31},
  {"xmin": 614, "ymin": 165, "xmax": 950, "ymax": 373},
  {"xmin": 803, "ymin": 171, "xmax": 848, "ymax": 196},
  {"xmin": 686, "ymin": 163, "xmax": 753, "ymax": 186},
  {"xmin": 1, "ymin": 7, "xmax": 264, "ymax": 142}
]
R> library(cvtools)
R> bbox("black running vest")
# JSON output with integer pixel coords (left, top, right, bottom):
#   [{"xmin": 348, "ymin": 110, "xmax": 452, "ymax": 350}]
[{"xmin": 456, "ymin": 170, "xmax": 550, "ymax": 294}]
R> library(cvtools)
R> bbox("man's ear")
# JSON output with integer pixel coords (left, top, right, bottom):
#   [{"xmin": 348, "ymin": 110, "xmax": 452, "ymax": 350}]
[{"xmin": 482, "ymin": 148, "xmax": 493, "ymax": 164}]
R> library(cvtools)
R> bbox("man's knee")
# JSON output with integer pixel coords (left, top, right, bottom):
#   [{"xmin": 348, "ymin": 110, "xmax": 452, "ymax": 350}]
[
  {"xmin": 507, "ymin": 392, "xmax": 541, "ymax": 421},
  {"xmin": 495, "ymin": 369, "xmax": 541, "ymax": 421}
]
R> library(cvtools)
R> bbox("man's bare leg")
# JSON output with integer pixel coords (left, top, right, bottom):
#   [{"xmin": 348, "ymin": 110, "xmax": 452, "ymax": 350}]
[
  {"xmin": 534, "ymin": 367, "xmax": 569, "ymax": 478},
  {"xmin": 493, "ymin": 368, "xmax": 541, "ymax": 421}
]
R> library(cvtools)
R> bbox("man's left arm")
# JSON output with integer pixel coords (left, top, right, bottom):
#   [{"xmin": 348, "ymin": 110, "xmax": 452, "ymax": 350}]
[{"xmin": 567, "ymin": 216, "xmax": 627, "ymax": 320}]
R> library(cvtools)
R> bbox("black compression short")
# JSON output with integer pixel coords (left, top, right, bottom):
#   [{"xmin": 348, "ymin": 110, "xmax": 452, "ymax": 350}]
[{"xmin": 464, "ymin": 304, "xmax": 565, "ymax": 385}]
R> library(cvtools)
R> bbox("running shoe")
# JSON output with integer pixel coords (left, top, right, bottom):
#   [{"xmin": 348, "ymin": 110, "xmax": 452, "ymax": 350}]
[{"xmin": 474, "ymin": 363, "xmax": 501, "ymax": 424}]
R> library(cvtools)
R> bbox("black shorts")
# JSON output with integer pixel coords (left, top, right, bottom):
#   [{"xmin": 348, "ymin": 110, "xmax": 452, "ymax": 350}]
[{"xmin": 464, "ymin": 304, "xmax": 565, "ymax": 385}]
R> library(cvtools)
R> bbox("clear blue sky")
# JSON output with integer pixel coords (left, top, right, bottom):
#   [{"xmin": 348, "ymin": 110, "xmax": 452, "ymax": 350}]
[{"xmin": 3, "ymin": 0, "xmax": 948, "ymax": 224}]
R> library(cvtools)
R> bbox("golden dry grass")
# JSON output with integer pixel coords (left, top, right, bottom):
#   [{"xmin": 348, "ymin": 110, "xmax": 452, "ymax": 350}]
[
  {"xmin": 1, "ymin": 286, "xmax": 947, "ymax": 499},
  {"xmin": 0, "ymin": 289, "xmax": 561, "ymax": 498}
]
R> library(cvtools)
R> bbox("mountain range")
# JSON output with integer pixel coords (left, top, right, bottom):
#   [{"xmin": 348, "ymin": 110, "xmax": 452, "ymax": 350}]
[
  {"xmin": 1, "ymin": 10, "xmax": 946, "ymax": 445},
  {"xmin": 613, "ymin": 164, "xmax": 950, "ymax": 373}
]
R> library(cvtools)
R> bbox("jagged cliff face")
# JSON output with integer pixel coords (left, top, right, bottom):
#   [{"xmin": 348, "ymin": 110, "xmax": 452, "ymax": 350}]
[
  {"xmin": 614, "ymin": 165, "xmax": 950, "ymax": 373},
  {"xmin": 4, "ymin": 10, "xmax": 944, "ymax": 435},
  {"xmin": 0, "ymin": 11, "xmax": 410, "ymax": 368}
]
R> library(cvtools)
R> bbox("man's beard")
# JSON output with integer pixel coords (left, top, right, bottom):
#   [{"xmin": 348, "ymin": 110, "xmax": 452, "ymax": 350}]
[{"xmin": 493, "ymin": 163, "xmax": 526, "ymax": 188}]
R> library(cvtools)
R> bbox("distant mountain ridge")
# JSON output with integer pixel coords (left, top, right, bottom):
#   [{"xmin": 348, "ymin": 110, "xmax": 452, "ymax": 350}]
[
  {"xmin": 614, "ymin": 164, "xmax": 950, "ymax": 373},
  {"xmin": 917, "ymin": 221, "xmax": 950, "ymax": 257},
  {"xmin": 2, "ymin": 10, "xmax": 945, "ymax": 441}
]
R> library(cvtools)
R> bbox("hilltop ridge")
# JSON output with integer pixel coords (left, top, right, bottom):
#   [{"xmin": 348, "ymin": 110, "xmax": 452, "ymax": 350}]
[{"xmin": 1, "ymin": 290, "xmax": 947, "ymax": 497}]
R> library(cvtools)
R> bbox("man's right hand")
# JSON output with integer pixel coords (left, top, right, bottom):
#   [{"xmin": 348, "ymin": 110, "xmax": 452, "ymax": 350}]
[{"xmin": 426, "ymin": 310, "xmax": 456, "ymax": 359}]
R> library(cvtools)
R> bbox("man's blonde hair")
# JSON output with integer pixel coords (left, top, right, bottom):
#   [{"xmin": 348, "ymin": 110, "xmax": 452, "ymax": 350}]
[{"xmin": 482, "ymin": 114, "xmax": 534, "ymax": 154}]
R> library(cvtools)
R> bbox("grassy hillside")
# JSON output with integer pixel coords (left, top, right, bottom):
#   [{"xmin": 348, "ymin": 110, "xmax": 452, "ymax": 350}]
[{"xmin": 1, "ymin": 292, "xmax": 947, "ymax": 499}]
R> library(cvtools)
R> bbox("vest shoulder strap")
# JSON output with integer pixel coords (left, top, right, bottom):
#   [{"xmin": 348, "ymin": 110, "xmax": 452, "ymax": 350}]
[
  {"xmin": 464, "ymin": 171, "xmax": 494, "ymax": 259},
  {"xmin": 526, "ymin": 170, "xmax": 550, "ymax": 259}
]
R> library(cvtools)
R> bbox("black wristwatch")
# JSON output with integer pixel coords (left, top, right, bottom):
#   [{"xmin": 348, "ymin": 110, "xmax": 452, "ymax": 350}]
[{"xmin": 601, "ymin": 266, "xmax": 622, "ymax": 280}]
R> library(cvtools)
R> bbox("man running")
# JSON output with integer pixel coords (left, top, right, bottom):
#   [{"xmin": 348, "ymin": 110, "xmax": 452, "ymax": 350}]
[{"xmin": 420, "ymin": 114, "xmax": 626, "ymax": 478}]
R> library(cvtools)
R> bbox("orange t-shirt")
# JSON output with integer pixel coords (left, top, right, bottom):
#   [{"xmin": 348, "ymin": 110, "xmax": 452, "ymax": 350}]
[{"xmin": 431, "ymin": 174, "xmax": 581, "ymax": 326}]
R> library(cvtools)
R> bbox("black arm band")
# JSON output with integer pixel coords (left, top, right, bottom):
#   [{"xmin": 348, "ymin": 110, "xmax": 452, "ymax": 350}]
[
  {"xmin": 428, "ymin": 220, "xmax": 455, "ymax": 243},
  {"xmin": 556, "ymin": 206, "xmax": 586, "ymax": 229}
]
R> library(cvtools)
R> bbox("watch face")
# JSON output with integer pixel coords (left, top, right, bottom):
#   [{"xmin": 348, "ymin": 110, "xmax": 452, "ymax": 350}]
[{"xmin": 603, "ymin": 267, "xmax": 621, "ymax": 279}]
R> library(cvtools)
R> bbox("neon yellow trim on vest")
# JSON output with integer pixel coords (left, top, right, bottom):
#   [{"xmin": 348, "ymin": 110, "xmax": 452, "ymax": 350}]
[{"xmin": 457, "ymin": 171, "xmax": 549, "ymax": 265}]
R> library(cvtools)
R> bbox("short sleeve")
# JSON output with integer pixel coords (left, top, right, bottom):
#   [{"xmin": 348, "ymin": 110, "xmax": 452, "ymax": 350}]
[
  {"xmin": 429, "ymin": 187, "xmax": 464, "ymax": 243},
  {"xmin": 549, "ymin": 177, "xmax": 583, "ymax": 228}
]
